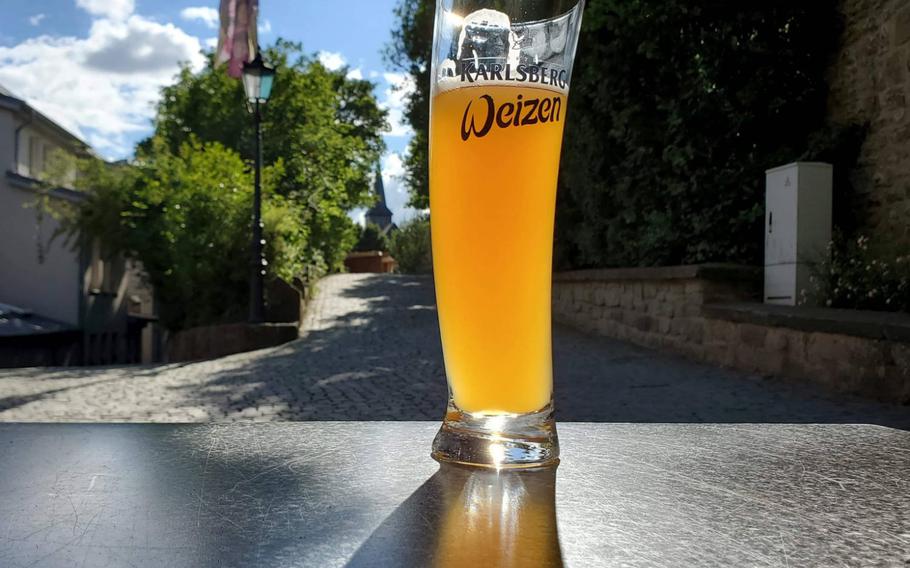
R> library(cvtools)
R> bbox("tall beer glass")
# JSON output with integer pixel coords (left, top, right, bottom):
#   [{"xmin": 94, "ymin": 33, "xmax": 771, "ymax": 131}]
[{"xmin": 430, "ymin": 0, "xmax": 585, "ymax": 468}]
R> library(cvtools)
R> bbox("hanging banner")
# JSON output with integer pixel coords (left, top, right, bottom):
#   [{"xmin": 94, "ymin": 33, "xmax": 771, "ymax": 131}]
[{"xmin": 216, "ymin": 0, "xmax": 259, "ymax": 78}]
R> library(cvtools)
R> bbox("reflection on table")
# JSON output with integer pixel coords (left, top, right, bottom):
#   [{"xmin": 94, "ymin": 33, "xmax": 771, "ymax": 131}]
[{"xmin": 348, "ymin": 463, "xmax": 562, "ymax": 567}]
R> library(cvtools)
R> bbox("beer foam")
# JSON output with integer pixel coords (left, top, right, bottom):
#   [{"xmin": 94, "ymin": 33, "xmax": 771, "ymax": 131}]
[
  {"xmin": 434, "ymin": 7, "xmax": 574, "ymax": 96},
  {"xmin": 434, "ymin": 69, "xmax": 570, "ymax": 96}
]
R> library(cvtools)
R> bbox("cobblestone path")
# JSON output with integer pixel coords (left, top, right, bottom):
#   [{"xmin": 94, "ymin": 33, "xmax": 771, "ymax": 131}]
[{"xmin": 0, "ymin": 274, "xmax": 907, "ymax": 427}]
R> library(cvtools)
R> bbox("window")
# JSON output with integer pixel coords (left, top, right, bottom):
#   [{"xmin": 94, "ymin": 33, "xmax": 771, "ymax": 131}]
[{"xmin": 28, "ymin": 136, "xmax": 42, "ymax": 178}]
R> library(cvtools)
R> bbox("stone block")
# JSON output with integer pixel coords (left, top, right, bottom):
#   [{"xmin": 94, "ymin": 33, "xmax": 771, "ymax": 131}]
[
  {"xmin": 682, "ymin": 304, "xmax": 702, "ymax": 318},
  {"xmin": 739, "ymin": 324, "xmax": 768, "ymax": 348},
  {"xmin": 643, "ymin": 282, "xmax": 658, "ymax": 300},
  {"xmin": 633, "ymin": 315, "xmax": 657, "ymax": 333},
  {"xmin": 657, "ymin": 317, "xmax": 672, "ymax": 335},
  {"xmin": 684, "ymin": 280, "xmax": 704, "ymax": 297},
  {"xmin": 654, "ymin": 301, "xmax": 674, "ymax": 317},
  {"xmin": 604, "ymin": 286, "xmax": 621, "ymax": 307},
  {"xmin": 623, "ymin": 283, "xmax": 642, "ymax": 304},
  {"xmin": 704, "ymin": 319, "xmax": 736, "ymax": 343},
  {"xmin": 806, "ymin": 332, "xmax": 884, "ymax": 369},
  {"xmin": 891, "ymin": 343, "xmax": 910, "ymax": 377},
  {"xmin": 892, "ymin": 4, "xmax": 910, "ymax": 46},
  {"xmin": 593, "ymin": 287, "xmax": 607, "ymax": 306},
  {"xmin": 664, "ymin": 284, "xmax": 685, "ymax": 300},
  {"xmin": 764, "ymin": 327, "xmax": 790, "ymax": 351}
]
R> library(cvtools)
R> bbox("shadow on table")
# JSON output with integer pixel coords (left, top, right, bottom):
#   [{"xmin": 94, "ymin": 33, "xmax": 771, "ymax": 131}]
[
  {"xmin": 161, "ymin": 275, "xmax": 910, "ymax": 429},
  {"xmin": 346, "ymin": 463, "xmax": 563, "ymax": 567}
]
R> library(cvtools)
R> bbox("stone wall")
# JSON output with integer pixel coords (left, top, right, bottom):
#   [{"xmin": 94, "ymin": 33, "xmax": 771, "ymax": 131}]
[
  {"xmin": 167, "ymin": 322, "xmax": 299, "ymax": 362},
  {"xmin": 553, "ymin": 265, "xmax": 910, "ymax": 403},
  {"xmin": 553, "ymin": 265, "xmax": 761, "ymax": 361},
  {"xmin": 828, "ymin": 0, "xmax": 910, "ymax": 246}
]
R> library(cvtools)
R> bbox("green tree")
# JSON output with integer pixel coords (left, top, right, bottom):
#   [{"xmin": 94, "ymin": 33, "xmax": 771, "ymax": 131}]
[
  {"xmin": 146, "ymin": 40, "xmax": 388, "ymax": 270},
  {"xmin": 389, "ymin": 215, "xmax": 432, "ymax": 274},
  {"xmin": 384, "ymin": 0, "xmax": 433, "ymax": 209},
  {"xmin": 354, "ymin": 223, "xmax": 390, "ymax": 252},
  {"xmin": 45, "ymin": 41, "xmax": 391, "ymax": 330},
  {"xmin": 54, "ymin": 140, "xmax": 305, "ymax": 330}
]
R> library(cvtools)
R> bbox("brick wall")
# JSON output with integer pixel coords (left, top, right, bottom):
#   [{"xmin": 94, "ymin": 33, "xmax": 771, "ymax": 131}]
[{"xmin": 828, "ymin": 0, "xmax": 910, "ymax": 246}]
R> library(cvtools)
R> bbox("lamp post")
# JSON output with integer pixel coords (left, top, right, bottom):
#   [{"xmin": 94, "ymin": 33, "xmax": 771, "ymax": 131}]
[{"xmin": 241, "ymin": 53, "xmax": 275, "ymax": 323}]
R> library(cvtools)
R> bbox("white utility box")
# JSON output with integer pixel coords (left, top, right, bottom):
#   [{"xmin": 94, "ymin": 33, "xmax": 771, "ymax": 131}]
[{"xmin": 764, "ymin": 162, "xmax": 833, "ymax": 306}]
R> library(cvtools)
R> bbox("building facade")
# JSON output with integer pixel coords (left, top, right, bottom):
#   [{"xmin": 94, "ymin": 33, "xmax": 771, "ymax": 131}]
[
  {"xmin": 0, "ymin": 85, "xmax": 159, "ymax": 366},
  {"xmin": 828, "ymin": 0, "xmax": 910, "ymax": 248}
]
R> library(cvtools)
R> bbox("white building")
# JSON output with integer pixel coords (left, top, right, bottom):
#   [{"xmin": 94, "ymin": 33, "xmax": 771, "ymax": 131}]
[{"xmin": 0, "ymin": 84, "xmax": 159, "ymax": 366}]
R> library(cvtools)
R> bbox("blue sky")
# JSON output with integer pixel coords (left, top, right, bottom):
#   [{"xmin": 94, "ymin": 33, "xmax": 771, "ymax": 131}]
[{"xmin": 0, "ymin": 0, "xmax": 419, "ymax": 222}]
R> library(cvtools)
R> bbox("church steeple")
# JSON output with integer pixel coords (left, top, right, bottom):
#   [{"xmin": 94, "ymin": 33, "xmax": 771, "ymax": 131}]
[{"xmin": 365, "ymin": 165, "xmax": 393, "ymax": 232}]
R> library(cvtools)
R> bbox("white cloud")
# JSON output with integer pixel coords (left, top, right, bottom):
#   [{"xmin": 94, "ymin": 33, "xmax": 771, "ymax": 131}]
[
  {"xmin": 76, "ymin": 0, "xmax": 135, "ymax": 21},
  {"xmin": 0, "ymin": 13, "xmax": 205, "ymax": 158},
  {"xmin": 317, "ymin": 50, "xmax": 345, "ymax": 71},
  {"xmin": 204, "ymin": 37, "xmax": 218, "ymax": 49},
  {"xmin": 379, "ymin": 72, "xmax": 415, "ymax": 137},
  {"xmin": 180, "ymin": 6, "xmax": 219, "ymax": 29},
  {"xmin": 346, "ymin": 67, "xmax": 363, "ymax": 80},
  {"xmin": 368, "ymin": 70, "xmax": 380, "ymax": 79},
  {"xmin": 258, "ymin": 19, "xmax": 272, "ymax": 35},
  {"xmin": 381, "ymin": 152, "xmax": 422, "ymax": 223},
  {"xmin": 29, "ymin": 14, "xmax": 46, "ymax": 26}
]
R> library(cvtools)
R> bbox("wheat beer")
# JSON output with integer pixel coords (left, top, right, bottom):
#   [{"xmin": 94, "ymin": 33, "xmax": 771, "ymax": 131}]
[
  {"xmin": 431, "ymin": 83, "xmax": 567, "ymax": 414},
  {"xmin": 429, "ymin": 1, "xmax": 584, "ymax": 467}
]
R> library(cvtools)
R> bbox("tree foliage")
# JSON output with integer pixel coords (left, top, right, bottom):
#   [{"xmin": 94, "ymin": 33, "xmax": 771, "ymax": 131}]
[
  {"xmin": 384, "ymin": 0, "xmax": 434, "ymax": 209},
  {"xmin": 353, "ymin": 223, "xmax": 390, "ymax": 252},
  {"xmin": 55, "ymin": 140, "xmax": 306, "ymax": 330},
  {"xmin": 389, "ymin": 215, "xmax": 432, "ymax": 274},
  {"xmin": 387, "ymin": 1, "xmax": 844, "ymax": 268},
  {"xmin": 147, "ymin": 40, "xmax": 387, "ymax": 271},
  {"xmin": 49, "ymin": 41, "xmax": 388, "ymax": 330}
]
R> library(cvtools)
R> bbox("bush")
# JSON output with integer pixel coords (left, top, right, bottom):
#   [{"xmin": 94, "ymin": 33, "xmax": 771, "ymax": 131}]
[
  {"xmin": 53, "ymin": 140, "xmax": 311, "ymax": 330},
  {"xmin": 389, "ymin": 215, "xmax": 432, "ymax": 274},
  {"xmin": 554, "ymin": 1, "xmax": 842, "ymax": 269},
  {"xmin": 809, "ymin": 234, "xmax": 910, "ymax": 313},
  {"xmin": 353, "ymin": 223, "xmax": 390, "ymax": 252}
]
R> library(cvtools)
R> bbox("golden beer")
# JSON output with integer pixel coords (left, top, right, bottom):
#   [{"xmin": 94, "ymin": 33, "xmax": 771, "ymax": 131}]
[
  {"xmin": 431, "ymin": 83, "xmax": 568, "ymax": 415},
  {"xmin": 429, "ymin": 0, "xmax": 583, "ymax": 467}
]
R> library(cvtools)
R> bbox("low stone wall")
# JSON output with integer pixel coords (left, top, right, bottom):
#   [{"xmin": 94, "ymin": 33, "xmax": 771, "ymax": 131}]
[
  {"xmin": 553, "ymin": 265, "xmax": 761, "ymax": 360},
  {"xmin": 167, "ymin": 322, "xmax": 299, "ymax": 362},
  {"xmin": 553, "ymin": 265, "xmax": 910, "ymax": 403},
  {"xmin": 344, "ymin": 252, "xmax": 398, "ymax": 273},
  {"xmin": 702, "ymin": 304, "xmax": 910, "ymax": 403}
]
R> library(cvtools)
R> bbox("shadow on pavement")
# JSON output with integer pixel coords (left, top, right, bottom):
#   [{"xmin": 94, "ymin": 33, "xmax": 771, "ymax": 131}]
[{"xmin": 175, "ymin": 275, "xmax": 910, "ymax": 429}]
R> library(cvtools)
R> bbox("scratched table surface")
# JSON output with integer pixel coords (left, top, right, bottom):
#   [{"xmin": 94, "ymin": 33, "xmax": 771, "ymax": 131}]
[{"xmin": 0, "ymin": 423, "xmax": 908, "ymax": 567}]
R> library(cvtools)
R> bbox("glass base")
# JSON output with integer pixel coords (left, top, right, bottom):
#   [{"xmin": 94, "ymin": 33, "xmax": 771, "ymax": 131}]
[{"xmin": 431, "ymin": 400, "xmax": 559, "ymax": 469}]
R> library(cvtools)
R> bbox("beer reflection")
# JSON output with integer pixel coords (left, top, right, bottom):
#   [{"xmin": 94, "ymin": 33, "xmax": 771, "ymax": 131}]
[{"xmin": 433, "ymin": 463, "xmax": 563, "ymax": 567}]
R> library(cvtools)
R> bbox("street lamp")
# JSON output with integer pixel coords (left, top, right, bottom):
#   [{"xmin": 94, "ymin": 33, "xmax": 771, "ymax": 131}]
[{"xmin": 242, "ymin": 53, "xmax": 275, "ymax": 323}]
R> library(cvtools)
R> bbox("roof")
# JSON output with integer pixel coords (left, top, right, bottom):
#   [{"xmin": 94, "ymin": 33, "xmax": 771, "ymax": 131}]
[
  {"xmin": 0, "ymin": 82, "xmax": 92, "ymax": 156},
  {"xmin": 5, "ymin": 170, "xmax": 86, "ymax": 203},
  {"xmin": 0, "ymin": 302, "xmax": 76, "ymax": 337},
  {"xmin": 365, "ymin": 166, "xmax": 393, "ymax": 219}
]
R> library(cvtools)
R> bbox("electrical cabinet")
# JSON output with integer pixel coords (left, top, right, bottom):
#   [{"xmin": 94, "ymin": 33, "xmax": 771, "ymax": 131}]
[{"xmin": 764, "ymin": 162, "xmax": 833, "ymax": 306}]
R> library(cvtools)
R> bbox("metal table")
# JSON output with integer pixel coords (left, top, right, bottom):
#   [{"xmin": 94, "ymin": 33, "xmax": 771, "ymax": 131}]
[{"xmin": 0, "ymin": 422, "xmax": 907, "ymax": 567}]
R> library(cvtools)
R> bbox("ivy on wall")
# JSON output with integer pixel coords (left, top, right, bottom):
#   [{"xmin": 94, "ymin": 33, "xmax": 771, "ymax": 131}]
[{"xmin": 555, "ymin": 1, "xmax": 843, "ymax": 269}]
